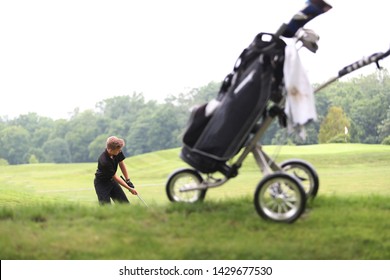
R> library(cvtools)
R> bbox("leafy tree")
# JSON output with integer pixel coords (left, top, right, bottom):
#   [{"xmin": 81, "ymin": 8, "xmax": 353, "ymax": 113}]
[
  {"xmin": 11, "ymin": 113, "xmax": 54, "ymax": 150},
  {"xmin": 168, "ymin": 81, "xmax": 220, "ymax": 107},
  {"xmin": 42, "ymin": 138, "xmax": 72, "ymax": 163},
  {"xmin": 88, "ymin": 134, "xmax": 109, "ymax": 161},
  {"xmin": 318, "ymin": 106, "xmax": 350, "ymax": 143},
  {"xmin": 328, "ymin": 133, "xmax": 350, "ymax": 143},
  {"xmin": 348, "ymin": 120, "xmax": 363, "ymax": 143},
  {"xmin": 191, "ymin": 81, "xmax": 221, "ymax": 104},
  {"xmin": 96, "ymin": 93, "xmax": 141, "ymax": 118},
  {"xmin": 96, "ymin": 93, "xmax": 150, "ymax": 155},
  {"xmin": 65, "ymin": 110, "xmax": 101, "ymax": 162},
  {"xmin": 126, "ymin": 109, "xmax": 155, "ymax": 155},
  {"xmin": 0, "ymin": 126, "xmax": 30, "ymax": 164},
  {"xmin": 382, "ymin": 136, "xmax": 390, "ymax": 145},
  {"xmin": 11, "ymin": 113, "xmax": 53, "ymax": 135},
  {"xmin": 147, "ymin": 103, "xmax": 182, "ymax": 150},
  {"xmin": 26, "ymin": 148, "xmax": 45, "ymax": 163},
  {"xmin": 28, "ymin": 154, "xmax": 39, "ymax": 164},
  {"xmin": 348, "ymin": 72, "xmax": 389, "ymax": 143},
  {"xmin": 32, "ymin": 127, "xmax": 52, "ymax": 148},
  {"xmin": 0, "ymin": 117, "xmax": 6, "ymax": 132},
  {"xmin": 271, "ymin": 122, "xmax": 318, "ymax": 146},
  {"xmin": 377, "ymin": 106, "xmax": 390, "ymax": 142},
  {"xmin": 50, "ymin": 119, "xmax": 69, "ymax": 140}
]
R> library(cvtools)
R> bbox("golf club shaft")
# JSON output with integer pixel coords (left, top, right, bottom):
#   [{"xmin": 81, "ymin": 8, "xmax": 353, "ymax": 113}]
[
  {"xmin": 136, "ymin": 194, "xmax": 148, "ymax": 207},
  {"xmin": 120, "ymin": 175, "xmax": 148, "ymax": 207}
]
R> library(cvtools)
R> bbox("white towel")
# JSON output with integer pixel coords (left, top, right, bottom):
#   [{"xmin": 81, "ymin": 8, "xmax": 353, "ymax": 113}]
[{"xmin": 283, "ymin": 39, "xmax": 317, "ymax": 139}]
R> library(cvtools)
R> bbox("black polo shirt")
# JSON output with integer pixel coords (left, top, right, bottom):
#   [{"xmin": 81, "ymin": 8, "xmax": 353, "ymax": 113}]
[{"xmin": 95, "ymin": 150, "xmax": 126, "ymax": 181}]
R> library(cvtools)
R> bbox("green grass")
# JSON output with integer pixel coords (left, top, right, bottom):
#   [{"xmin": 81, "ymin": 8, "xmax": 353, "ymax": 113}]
[{"xmin": 0, "ymin": 144, "xmax": 389, "ymax": 259}]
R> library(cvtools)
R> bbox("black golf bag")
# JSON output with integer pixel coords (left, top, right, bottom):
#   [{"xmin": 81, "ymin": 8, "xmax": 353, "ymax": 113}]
[{"xmin": 181, "ymin": 33, "xmax": 286, "ymax": 176}]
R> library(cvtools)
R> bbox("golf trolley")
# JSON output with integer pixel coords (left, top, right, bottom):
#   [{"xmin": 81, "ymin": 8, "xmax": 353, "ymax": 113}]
[{"xmin": 165, "ymin": 1, "xmax": 390, "ymax": 223}]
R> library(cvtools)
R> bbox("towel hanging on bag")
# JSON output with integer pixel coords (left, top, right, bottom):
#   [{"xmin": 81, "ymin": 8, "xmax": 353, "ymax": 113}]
[{"xmin": 283, "ymin": 39, "xmax": 317, "ymax": 139}]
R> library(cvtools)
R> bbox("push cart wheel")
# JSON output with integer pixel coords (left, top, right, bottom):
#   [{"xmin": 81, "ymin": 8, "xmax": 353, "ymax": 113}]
[
  {"xmin": 280, "ymin": 159, "xmax": 319, "ymax": 199},
  {"xmin": 166, "ymin": 168, "xmax": 207, "ymax": 203},
  {"xmin": 254, "ymin": 172, "xmax": 306, "ymax": 223}
]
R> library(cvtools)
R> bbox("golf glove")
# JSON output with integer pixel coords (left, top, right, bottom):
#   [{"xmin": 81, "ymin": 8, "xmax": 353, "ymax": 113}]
[{"xmin": 126, "ymin": 179, "xmax": 135, "ymax": 189}]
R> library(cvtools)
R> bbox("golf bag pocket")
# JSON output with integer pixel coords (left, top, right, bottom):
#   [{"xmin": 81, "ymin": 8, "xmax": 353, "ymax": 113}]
[
  {"xmin": 180, "ymin": 145, "xmax": 225, "ymax": 174},
  {"xmin": 182, "ymin": 103, "xmax": 210, "ymax": 148}
]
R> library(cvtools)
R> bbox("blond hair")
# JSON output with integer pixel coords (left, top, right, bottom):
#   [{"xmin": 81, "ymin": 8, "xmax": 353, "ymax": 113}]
[{"xmin": 106, "ymin": 136, "xmax": 125, "ymax": 150}]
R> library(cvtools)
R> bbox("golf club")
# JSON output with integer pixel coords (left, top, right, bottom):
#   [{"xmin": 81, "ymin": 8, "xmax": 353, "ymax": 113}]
[{"xmin": 120, "ymin": 175, "xmax": 149, "ymax": 207}]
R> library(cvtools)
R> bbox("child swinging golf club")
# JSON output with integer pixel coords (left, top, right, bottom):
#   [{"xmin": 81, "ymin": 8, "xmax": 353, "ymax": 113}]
[{"xmin": 94, "ymin": 136, "xmax": 138, "ymax": 205}]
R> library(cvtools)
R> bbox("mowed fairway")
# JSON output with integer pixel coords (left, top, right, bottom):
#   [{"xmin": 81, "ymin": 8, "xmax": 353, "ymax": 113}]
[
  {"xmin": 1, "ymin": 144, "xmax": 389, "ymax": 205},
  {"xmin": 0, "ymin": 144, "xmax": 389, "ymax": 259}
]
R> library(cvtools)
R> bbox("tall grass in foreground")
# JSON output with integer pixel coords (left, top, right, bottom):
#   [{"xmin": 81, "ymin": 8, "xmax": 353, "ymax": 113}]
[{"xmin": 0, "ymin": 195, "xmax": 389, "ymax": 260}]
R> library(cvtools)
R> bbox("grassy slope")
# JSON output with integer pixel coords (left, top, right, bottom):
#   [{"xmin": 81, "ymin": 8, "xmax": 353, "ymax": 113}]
[
  {"xmin": 0, "ymin": 144, "xmax": 389, "ymax": 259},
  {"xmin": 1, "ymin": 143, "xmax": 389, "ymax": 205}
]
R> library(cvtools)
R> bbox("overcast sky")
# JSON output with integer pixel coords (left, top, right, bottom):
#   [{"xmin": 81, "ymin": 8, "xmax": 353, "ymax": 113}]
[{"xmin": 1, "ymin": 0, "xmax": 389, "ymax": 119}]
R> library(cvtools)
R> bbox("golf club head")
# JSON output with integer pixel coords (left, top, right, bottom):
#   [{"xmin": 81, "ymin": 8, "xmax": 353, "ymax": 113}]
[{"xmin": 297, "ymin": 28, "xmax": 320, "ymax": 53}]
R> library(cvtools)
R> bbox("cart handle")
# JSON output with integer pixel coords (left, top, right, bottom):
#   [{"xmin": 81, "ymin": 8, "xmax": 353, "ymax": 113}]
[
  {"xmin": 338, "ymin": 48, "xmax": 390, "ymax": 78},
  {"xmin": 315, "ymin": 47, "xmax": 390, "ymax": 93}
]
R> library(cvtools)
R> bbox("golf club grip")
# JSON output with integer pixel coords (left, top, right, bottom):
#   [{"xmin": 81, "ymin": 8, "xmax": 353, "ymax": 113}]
[
  {"xmin": 280, "ymin": 0, "xmax": 332, "ymax": 37},
  {"xmin": 120, "ymin": 175, "xmax": 134, "ymax": 188},
  {"xmin": 338, "ymin": 49, "xmax": 390, "ymax": 77}
]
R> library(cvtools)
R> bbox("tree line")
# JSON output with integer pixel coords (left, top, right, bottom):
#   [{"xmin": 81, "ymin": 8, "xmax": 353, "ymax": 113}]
[{"xmin": 1, "ymin": 70, "xmax": 389, "ymax": 165}]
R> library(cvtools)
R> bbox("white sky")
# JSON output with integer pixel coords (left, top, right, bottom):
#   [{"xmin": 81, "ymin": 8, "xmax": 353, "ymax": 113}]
[{"xmin": 1, "ymin": 0, "xmax": 389, "ymax": 119}]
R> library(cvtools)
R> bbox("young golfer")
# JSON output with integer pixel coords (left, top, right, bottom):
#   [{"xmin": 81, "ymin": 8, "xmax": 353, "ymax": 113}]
[{"xmin": 94, "ymin": 136, "xmax": 137, "ymax": 205}]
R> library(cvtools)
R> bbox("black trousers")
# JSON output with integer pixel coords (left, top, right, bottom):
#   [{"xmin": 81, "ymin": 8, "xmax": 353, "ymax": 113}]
[{"xmin": 94, "ymin": 178, "xmax": 129, "ymax": 205}]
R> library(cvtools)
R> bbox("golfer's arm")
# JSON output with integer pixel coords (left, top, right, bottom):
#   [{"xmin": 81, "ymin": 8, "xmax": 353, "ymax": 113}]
[
  {"xmin": 119, "ymin": 161, "xmax": 129, "ymax": 180},
  {"xmin": 113, "ymin": 173, "xmax": 131, "ymax": 190}
]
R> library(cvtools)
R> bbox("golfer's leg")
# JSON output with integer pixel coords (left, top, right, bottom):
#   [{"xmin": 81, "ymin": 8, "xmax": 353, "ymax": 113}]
[
  {"xmin": 110, "ymin": 182, "xmax": 130, "ymax": 204},
  {"xmin": 94, "ymin": 178, "xmax": 112, "ymax": 205}
]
